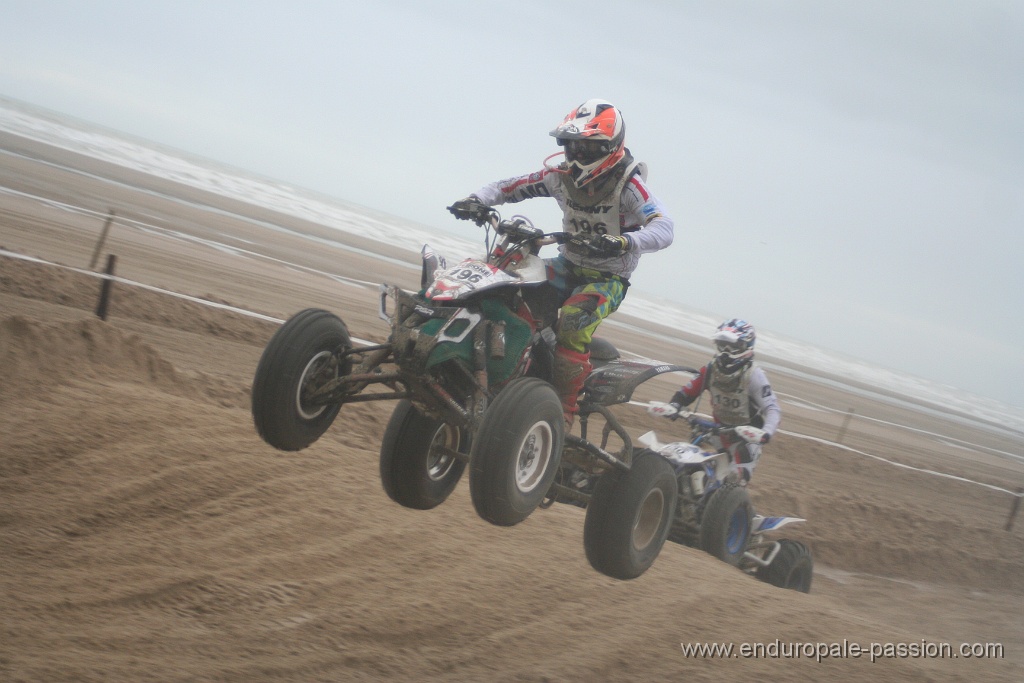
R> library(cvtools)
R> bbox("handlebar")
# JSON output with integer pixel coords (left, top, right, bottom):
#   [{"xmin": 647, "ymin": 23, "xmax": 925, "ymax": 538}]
[
  {"xmin": 673, "ymin": 410, "xmax": 726, "ymax": 435},
  {"xmin": 646, "ymin": 402, "xmax": 766, "ymax": 444},
  {"xmin": 685, "ymin": 413, "xmax": 720, "ymax": 433},
  {"xmin": 491, "ymin": 214, "xmax": 576, "ymax": 248},
  {"xmin": 686, "ymin": 414, "xmax": 766, "ymax": 445},
  {"xmin": 450, "ymin": 205, "xmax": 610, "ymax": 256},
  {"xmin": 502, "ymin": 226, "xmax": 609, "ymax": 256},
  {"xmin": 494, "ymin": 216, "xmax": 545, "ymax": 242}
]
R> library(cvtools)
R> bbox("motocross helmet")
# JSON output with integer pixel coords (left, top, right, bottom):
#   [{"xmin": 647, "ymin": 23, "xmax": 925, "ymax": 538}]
[
  {"xmin": 549, "ymin": 98, "xmax": 626, "ymax": 189},
  {"xmin": 712, "ymin": 319, "xmax": 756, "ymax": 374}
]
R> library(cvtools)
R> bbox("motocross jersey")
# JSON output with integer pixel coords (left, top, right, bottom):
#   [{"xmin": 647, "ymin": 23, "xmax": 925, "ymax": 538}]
[
  {"xmin": 674, "ymin": 363, "xmax": 781, "ymax": 436},
  {"xmin": 471, "ymin": 153, "xmax": 673, "ymax": 279}
]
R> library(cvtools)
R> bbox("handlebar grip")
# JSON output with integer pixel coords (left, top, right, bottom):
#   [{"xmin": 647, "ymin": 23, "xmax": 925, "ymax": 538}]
[{"xmin": 500, "ymin": 218, "xmax": 528, "ymax": 234}]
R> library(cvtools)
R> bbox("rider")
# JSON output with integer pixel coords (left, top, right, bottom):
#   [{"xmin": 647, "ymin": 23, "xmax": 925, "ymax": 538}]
[
  {"xmin": 448, "ymin": 98, "xmax": 674, "ymax": 427},
  {"xmin": 651, "ymin": 319, "xmax": 781, "ymax": 484}
]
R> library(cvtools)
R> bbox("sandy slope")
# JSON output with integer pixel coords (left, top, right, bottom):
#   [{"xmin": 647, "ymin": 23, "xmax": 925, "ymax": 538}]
[{"xmin": 2, "ymin": 139, "xmax": 1023, "ymax": 682}]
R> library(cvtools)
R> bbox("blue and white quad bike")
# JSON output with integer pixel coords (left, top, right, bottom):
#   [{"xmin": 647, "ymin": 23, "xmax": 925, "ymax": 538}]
[{"xmin": 634, "ymin": 406, "xmax": 813, "ymax": 593}]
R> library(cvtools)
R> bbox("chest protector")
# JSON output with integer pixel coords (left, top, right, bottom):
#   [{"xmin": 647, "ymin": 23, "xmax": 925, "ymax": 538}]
[
  {"xmin": 707, "ymin": 363, "xmax": 757, "ymax": 427},
  {"xmin": 560, "ymin": 159, "xmax": 640, "ymax": 247}
]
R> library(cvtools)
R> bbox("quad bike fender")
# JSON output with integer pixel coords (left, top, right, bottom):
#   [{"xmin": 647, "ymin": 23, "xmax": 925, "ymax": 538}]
[
  {"xmin": 752, "ymin": 514, "xmax": 806, "ymax": 534},
  {"xmin": 637, "ymin": 431, "xmax": 725, "ymax": 469},
  {"xmin": 583, "ymin": 361, "xmax": 698, "ymax": 407},
  {"xmin": 426, "ymin": 258, "xmax": 516, "ymax": 300}
]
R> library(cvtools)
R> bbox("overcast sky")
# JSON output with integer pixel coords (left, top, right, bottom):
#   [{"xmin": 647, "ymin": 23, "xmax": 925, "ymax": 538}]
[{"xmin": 1, "ymin": 0, "xmax": 1022, "ymax": 409}]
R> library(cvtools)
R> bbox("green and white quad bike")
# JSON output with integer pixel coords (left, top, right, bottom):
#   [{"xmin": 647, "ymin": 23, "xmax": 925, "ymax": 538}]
[{"xmin": 251, "ymin": 209, "xmax": 753, "ymax": 581}]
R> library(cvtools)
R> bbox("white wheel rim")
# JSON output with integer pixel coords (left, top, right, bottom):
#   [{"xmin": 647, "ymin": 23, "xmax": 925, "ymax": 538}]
[
  {"xmin": 514, "ymin": 420, "xmax": 553, "ymax": 494},
  {"xmin": 427, "ymin": 424, "xmax": 460, "ymax": 481},
  {"xmin": 295, "ymin": 350, "xmax": 333, "ymax": 420}
]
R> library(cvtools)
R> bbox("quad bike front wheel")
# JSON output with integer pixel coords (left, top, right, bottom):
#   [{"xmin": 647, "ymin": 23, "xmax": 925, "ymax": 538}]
[
  {"xmin": 699, "ymin": 482, "xmax": 754, "ymax": 566},
  {"xmin": 251, "ymin": 308, "xmax": 351, "ymax": 451},
  {"xmin": 380, "ymin": 400, "xmax": 467, "ymax": 509},
  {"xmin": 756, "ymin": 539, "xmax": 813, "ymax": 593},
  {"xmin": 583, "ymin": 449, "xmax": 678, "ymax": 580},
  {"xmin": 469, "ymin": 377, "xmax": 565, "ymax": 527}
]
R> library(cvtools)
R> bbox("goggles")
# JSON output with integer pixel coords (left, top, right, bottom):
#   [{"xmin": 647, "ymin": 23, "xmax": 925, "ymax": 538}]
[
  {"xmin": 715, "ymin": 340, "xmax": 748, "ymax": 355},
  {"xmin": 558, "ymin": 138, "xmax": 608, "ymax": 165}
]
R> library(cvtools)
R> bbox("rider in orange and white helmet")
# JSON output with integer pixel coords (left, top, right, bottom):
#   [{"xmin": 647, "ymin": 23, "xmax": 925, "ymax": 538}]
[
  {"xmin": 551, "ymin": 98, "xmax": 628, "ymax": 190},
  {"xmin": 448, "ymin": 98, "xmax": 674, "ymax": 426}
]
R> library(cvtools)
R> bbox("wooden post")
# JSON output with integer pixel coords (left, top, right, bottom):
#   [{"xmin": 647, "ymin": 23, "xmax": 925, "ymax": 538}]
[
  {"xmin": 95, "ymin": 254, "xmax": 117, "ymax": 321},
  {"xmin": 1007, "ymin": 488, "xmax": 1023, "ymax": 532},
  {"xmin": 89, "ymin": 210, "xmax": 115, "ymax": 271},
  {"xmin": 837, "ymin": 408, "xmax": 855, "ymax": 444}
]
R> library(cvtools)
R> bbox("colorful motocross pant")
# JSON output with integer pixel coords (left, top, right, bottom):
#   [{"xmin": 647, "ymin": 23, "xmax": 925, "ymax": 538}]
[{"xmin": 545, "ymin": 256, "xmax": 628, "ymax": 353}]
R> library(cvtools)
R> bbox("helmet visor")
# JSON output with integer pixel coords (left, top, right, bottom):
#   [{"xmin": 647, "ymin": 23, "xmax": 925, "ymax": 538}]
[{"xmin": 560, "ymin": 138, "xmax": 608, "ymax": 165}]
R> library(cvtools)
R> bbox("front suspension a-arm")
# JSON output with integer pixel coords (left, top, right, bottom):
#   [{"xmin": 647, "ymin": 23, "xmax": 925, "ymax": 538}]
[
  {"xmin": 305, "ymin": 344, "xmax": 406, "ymax": 405},
  {"xmin": 563, "ymin": 435, "xmax": 630, "ymax": 473}
]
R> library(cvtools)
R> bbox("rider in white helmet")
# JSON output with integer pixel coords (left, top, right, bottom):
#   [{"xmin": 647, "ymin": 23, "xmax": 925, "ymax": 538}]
[
  {"xmin": 448, "ymin": 99, "xmax": 674, "ymax": 426},
  {"xmin": 652, "ymin": 319, "xmax": 782, "ymax": 484}
]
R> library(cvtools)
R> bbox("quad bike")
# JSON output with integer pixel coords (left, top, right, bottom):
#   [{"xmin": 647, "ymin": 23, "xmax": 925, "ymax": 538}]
[
  {"xmin": 628, "ymin": 407, "xmax": 813, "ymax": 592},
  {"xmin": 251, "ymin": 209, "xmax": 687, "ymax": 549},
  {"xmin": 251, "ymin": 207, "xmax": 811, "ymax": 585}
]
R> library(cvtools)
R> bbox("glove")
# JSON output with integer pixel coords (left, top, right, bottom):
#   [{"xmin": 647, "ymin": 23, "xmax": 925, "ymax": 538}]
[
  {"xmin": 591, "ymin": 233, "xmax": 630, "ymax": 257},
  {"xmin": 648, "ymin": 401, "xmax": 682, "ymax": 420},
  {"xmin": 734, "ymin": 424, "xmax": 769, "ymax": 444},
  {"xmin": 447, "ymin": 196, "xmax": 490, "ymax": 223}
]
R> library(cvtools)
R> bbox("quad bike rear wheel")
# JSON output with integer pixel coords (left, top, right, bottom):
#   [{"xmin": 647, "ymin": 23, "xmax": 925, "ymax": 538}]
[
  {"xmin": 583, "ymin": 450, "xmax": 678, "ymax": 580},
  {"xmin": 699, "ymin": 482, "xmax": 753, "ymax": 566},
  {"xmin": 757, "ymin": 539, "xmax": 813, "ymax": 593},
  {"xmin": 251, "ymin": 308, "xmax": 351, "ymax": 451},
  {"xmin": 469, "ymin": 377, "xmax": 564, "ymax": 527},
  {"xmin": 380, "ymin": 400, "xmax": 466, "ymax": 509}
]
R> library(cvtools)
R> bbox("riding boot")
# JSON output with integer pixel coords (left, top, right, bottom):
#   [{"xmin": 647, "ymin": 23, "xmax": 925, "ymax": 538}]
[{"xmin": 553, "ymin": 346, "xmax": 592, "ymax": 429}]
